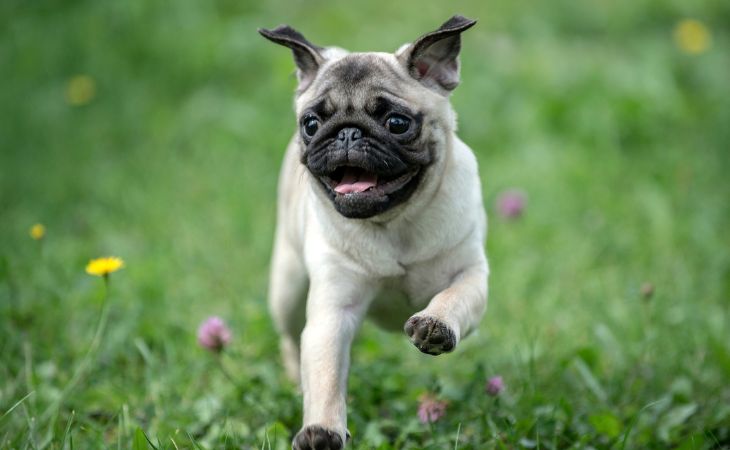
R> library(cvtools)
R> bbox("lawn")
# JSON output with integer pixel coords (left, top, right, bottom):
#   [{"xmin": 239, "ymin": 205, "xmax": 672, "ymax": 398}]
[{"xmin": 1, "ymin": 0, "xmax": 729, "ymax": 448}]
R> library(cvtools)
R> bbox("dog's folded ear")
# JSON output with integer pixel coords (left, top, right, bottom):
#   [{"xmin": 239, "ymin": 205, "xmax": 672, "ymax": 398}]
[
  {"xmin": 259, "ymin": 25, "xmax": 324, "ymax": 92},
  {"xmin": 398, "ymin": 15, "xmax": 477, "ymax": 95}
]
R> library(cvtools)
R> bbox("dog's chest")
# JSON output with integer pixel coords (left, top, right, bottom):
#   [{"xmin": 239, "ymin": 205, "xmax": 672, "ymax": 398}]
[
  {"xmin": 317, "ymin": 215, "xmax": 443, "ymax": 278},
  {"xmin": 367, "ymin": 261, "xmax": 453, "ymax": 330}
]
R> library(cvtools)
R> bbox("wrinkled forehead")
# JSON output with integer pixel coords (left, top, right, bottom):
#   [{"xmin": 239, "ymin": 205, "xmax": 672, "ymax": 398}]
[{"xmin": 300, "ymin": 53, "xmax": 413, "ymax": 114}]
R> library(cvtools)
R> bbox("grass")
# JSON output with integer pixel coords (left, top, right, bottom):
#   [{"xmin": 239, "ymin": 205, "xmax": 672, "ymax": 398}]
[{"xmin": 1, "ymin": 0, "xmax": 729, "ymax": 448}]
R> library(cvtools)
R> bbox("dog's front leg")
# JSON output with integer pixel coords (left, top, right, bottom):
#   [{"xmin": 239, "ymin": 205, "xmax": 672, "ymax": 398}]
[
  {"xmin": 405, "ymin": 261, "xmax": 488, "ymax": 355},
  {"xmin": 293, "ymin": 268, "xmax": 375, "ymax": 450}
]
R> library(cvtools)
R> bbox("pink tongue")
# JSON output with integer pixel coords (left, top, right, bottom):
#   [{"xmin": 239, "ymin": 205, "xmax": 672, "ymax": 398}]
[{"xmin": 334, "ymin": 168, "xmax": 378, "ymax": 194}]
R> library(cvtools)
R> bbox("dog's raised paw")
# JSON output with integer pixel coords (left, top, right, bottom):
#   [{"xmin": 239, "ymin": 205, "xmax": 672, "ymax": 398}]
[
  {"xmin": 293, "ymin": 425, "xmax": 343, "ymax": 450},
  {"xmin": 404, "ymin": 315, "xmax": 456, "ymax": 355}
]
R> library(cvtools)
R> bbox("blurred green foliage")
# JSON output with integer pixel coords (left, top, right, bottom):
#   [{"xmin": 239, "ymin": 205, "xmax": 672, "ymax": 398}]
[{"xmin": 1, "ymin": 0, "xmax": 729, "ymax": 448}]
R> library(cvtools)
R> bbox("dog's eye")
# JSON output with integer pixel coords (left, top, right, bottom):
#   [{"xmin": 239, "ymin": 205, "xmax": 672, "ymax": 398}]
[
  {"xmin": 386, "ymin": 114, "xmax": 410, "ymax": 134},
  {"xmin": 302, "ymin": 117, "xmax": 320, "ymax": 137}
]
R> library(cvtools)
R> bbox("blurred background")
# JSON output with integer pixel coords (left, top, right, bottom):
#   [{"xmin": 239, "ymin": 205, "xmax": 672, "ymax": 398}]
[{"xmin": 1, "ymin": 0, "xmax": 729, "ymax": 448}]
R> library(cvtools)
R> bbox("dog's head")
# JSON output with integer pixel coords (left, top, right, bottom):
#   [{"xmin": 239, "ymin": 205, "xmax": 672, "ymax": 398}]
[{"xmin": 260, "ymin": 16, "xmax": 476, "ymax": 219}]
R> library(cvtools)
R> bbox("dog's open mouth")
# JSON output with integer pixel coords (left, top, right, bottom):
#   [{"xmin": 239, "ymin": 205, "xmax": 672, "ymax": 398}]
[{"xmin": 320, "ymin": 166, "xmax": 419, "ymax": 197}]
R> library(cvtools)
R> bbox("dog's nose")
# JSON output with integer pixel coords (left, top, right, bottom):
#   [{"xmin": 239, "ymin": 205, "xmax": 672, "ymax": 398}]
[{"xmin": 336, "ymin": 127, "xmax": 362, "ymax": 148}]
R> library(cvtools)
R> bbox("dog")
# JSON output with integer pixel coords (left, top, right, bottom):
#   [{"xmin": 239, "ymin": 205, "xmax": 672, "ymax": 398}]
[{"xmin": 259, "ymin": 15, "xmax": 488, "ymax": 449}]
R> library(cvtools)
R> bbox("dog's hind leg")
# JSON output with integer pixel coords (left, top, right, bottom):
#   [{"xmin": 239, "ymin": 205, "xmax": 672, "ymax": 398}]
[{"xmin": 268, "ymin": 230, "xmax": 308, "ymax": 385}]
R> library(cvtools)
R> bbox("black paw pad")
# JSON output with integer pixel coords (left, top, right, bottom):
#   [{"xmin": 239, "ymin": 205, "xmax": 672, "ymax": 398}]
[
  {"xmin": 293, "ymin": 425, "xmax": 343, "ymax": 450},
  {"xmin": 404, "ymin": 315, "xmax": 457, "ymax": 355}
]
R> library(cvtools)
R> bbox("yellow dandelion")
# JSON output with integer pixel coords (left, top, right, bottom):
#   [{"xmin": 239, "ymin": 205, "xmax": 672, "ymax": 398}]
[
  {"xmin": 86, "ymin": 257, "xmax": 125, "ymax": 277},
  {"xmin": 65, "ymin": 74, "xmax": 96, "ymax": 106},
  {"xmin": 29, "ymin": 223, "xmax": 46, "ymax": 240},
  {"xmin": 674, "ymin": 19, "xmax": 711, "ymax": 55}
]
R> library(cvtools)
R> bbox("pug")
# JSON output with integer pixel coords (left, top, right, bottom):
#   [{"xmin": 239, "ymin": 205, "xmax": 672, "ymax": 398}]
[{"xmin": 259, "ymin": 15, "xmax": 488, "ymax": 449}]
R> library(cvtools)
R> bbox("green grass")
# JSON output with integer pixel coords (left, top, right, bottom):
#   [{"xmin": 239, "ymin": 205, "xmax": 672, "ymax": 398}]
[{"xmin": 2, "ymin": 0, "xmax": 729, "ymax": 448}]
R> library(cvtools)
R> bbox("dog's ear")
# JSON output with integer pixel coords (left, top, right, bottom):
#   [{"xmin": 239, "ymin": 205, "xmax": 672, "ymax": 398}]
[
  {"xmin": 259, "ymin": 25, "xmax": 324, "ymax": 92},
  {"xmin": 397, "ymin": 15, "xmax": 476, "ymax": 95}
]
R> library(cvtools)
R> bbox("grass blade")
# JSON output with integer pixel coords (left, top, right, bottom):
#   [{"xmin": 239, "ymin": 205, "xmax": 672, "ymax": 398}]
[
  {"xmin": 0, "ymin": 392, "xmax": 35, "ymax": 422},
  {"xmin": 61, "ymin": 410, "xmax": 75, "ymax": 450}
]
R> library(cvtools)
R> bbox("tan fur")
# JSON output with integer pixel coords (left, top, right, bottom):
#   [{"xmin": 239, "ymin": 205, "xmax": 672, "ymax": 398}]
[{"xmin": 267, "ymin": 28, "xmax": 488, "ymax": 447}]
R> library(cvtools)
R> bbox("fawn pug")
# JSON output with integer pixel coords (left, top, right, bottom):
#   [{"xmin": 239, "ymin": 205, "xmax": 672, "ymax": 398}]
[{"xmin": 260, "ymin": 15, "xmax": 488, "ymax": 449}]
